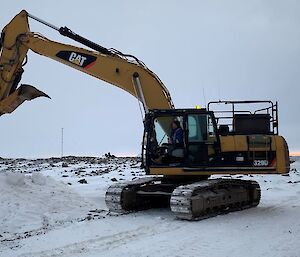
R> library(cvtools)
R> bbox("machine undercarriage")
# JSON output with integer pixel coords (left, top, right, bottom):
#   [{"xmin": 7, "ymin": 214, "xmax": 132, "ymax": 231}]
[{"xmin": 105, "ymin": 177, "xmax": 261, "ymax": 220}]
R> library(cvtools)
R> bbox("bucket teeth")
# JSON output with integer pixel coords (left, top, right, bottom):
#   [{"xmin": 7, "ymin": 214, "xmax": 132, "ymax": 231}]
[
  {"xmin": 18, "ymin": 84, "xmax": 51, "ymax": 100},
  {"xmin": 0, "ymin": 84, "xmax": 50, "ymax": 115}
]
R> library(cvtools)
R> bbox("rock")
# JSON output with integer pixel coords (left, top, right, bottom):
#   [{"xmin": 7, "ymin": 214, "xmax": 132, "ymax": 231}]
[
  {"xmin": 105, "ymin": 152, "xmax": 116, "ymax": 159},
  {"xmin": 111, "ymin": 178, "xmax": 118, "ymax": 182},
  {"xmin": 75, "ymin": 170, "xmax": 86, "ymax": 175},
  {"xmin": 62, "ymin": 163, "xmax": 69, "ymax": 167},
  {"xmin": 62, "ymin": 175, "xmax": 69, "ymax": 177},
  {"xmin": 78, "ymin": 179, "xmax": 88, "ymax": 184}
]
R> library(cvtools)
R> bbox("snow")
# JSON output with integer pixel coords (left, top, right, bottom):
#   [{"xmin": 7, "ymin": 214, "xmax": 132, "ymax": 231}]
[{"xmin": 0, "ymin": 156, "xmax": 300, "ymax": 257}]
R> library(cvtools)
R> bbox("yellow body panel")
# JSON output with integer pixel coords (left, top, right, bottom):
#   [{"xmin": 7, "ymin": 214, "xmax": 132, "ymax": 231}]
[
  {"xmin": 220, "ymin": 136, "xmax": 248, "ymax": 152},
  {"xmin": 274, "ymin": 136, "xmax": 290, "ymax": 172},
  {"xmin": 220, "ymin": 135, "xmax": 277, "ymax": 152}
]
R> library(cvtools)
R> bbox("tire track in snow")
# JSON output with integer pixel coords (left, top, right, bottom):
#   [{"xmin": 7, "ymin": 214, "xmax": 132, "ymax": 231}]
[{"xmin": 17, "ymin": 220, "xmax": 181, "ymax": 257}]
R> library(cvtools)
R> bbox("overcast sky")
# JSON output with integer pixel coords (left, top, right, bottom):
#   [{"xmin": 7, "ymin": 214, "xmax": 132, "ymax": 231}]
[{"xmin": 1, "ymin": 0, "xmax": 299, "ymax": 157}]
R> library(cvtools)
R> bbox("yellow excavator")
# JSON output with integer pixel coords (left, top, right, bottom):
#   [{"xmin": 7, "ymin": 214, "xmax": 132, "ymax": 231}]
[{"xmin": 0, "ymin": 10, "xmax": 289, "ymax": 220}]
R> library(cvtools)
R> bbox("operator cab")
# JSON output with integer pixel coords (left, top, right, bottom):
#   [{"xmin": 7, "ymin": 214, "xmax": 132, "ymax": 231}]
[
  {"xmin": 142, "ymin": 109, "xmax": 219, "ymax": 168},
  {"xmin": 142, "ymin": 100, "xmax": 280, "ymax": 172}
]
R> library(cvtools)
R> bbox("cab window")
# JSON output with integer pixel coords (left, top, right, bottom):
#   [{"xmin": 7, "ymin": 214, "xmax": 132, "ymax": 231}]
[
  {"xmin": 188, "ymin": 114, "xmax": 207, "ymax": 142},
  {"xmin": 188, "ymin": 114, "xmax": 216, "ymax": 142}
]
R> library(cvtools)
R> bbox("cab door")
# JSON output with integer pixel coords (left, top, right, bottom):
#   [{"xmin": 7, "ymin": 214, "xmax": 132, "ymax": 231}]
[{"xmin": 186, "ymin": 113, "xmax": 218, "ymax": 166}]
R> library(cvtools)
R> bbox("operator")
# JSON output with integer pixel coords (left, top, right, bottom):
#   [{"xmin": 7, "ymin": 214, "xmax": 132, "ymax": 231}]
[{"xmin": 169, "ymin": 120, "xmax": 184, "ymax": 146}]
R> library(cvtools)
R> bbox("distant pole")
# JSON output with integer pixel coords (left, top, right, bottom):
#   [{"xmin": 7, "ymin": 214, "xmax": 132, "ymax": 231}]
[
  {"xmin": 202, "ymin": 88, "xmax": 207, "ymax": 108},
  {"xmin": 61, "ymin": 128, "xmax": 64, "ymax": 158}
]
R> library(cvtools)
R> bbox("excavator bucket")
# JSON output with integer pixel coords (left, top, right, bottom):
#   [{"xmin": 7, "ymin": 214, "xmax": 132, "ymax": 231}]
[
  {"xmin": 0, "ymin": 10, "xmax": 50, "ymax": 115},
  {"xmin": 0, "ymin": 84, "xmax": 50, "ymax": 115}
]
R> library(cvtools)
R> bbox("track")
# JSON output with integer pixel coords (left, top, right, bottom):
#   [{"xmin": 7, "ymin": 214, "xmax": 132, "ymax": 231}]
[
  {"xmin": 105, "ymin": 177, "xmax": 163, "ymax": 213},
  {"xmin": 170, "ymin": 179, "xmax": 261, "ymax": 220}
]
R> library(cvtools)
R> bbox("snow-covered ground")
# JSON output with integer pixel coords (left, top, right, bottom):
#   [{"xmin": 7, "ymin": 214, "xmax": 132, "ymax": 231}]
[{"xmin": 0, "ymin": 156, "xmax": 300, "ymax": 257}]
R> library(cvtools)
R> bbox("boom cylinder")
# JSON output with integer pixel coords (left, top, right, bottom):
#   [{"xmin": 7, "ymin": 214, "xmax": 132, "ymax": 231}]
[{"xmin": 27, "ymin": 12, "xmax": 112, "ymax": 55}]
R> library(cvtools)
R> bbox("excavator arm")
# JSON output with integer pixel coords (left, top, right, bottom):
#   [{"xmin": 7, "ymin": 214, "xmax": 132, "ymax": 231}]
[
  {"xmin": 0, "ymin": 10, "xmax": 174, "ymax": 116},
  {"xmin": 0, "ymin": 10, "xmax": 51, "ymax": 115}
]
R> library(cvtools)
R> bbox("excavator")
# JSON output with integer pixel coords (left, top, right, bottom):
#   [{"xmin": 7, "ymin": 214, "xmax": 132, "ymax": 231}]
[{"xmin": 0, "ymin": 10, "xmax": 290, "ymax": 220}]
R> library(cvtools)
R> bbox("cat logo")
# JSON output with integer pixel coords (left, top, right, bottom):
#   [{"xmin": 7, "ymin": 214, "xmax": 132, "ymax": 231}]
[
  {"xmin": 56, "ymin": 50, "xmax": 97, "ymax": 69},
  {"xmin": 68, "ymin": 52, "xmax": 87, "ymax": 66}
]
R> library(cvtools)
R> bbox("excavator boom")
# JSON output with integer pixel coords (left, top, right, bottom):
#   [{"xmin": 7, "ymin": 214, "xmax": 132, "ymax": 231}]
[{"xmin": 0, "ymin": 10, "xmax": 174, "ymax": 116}]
